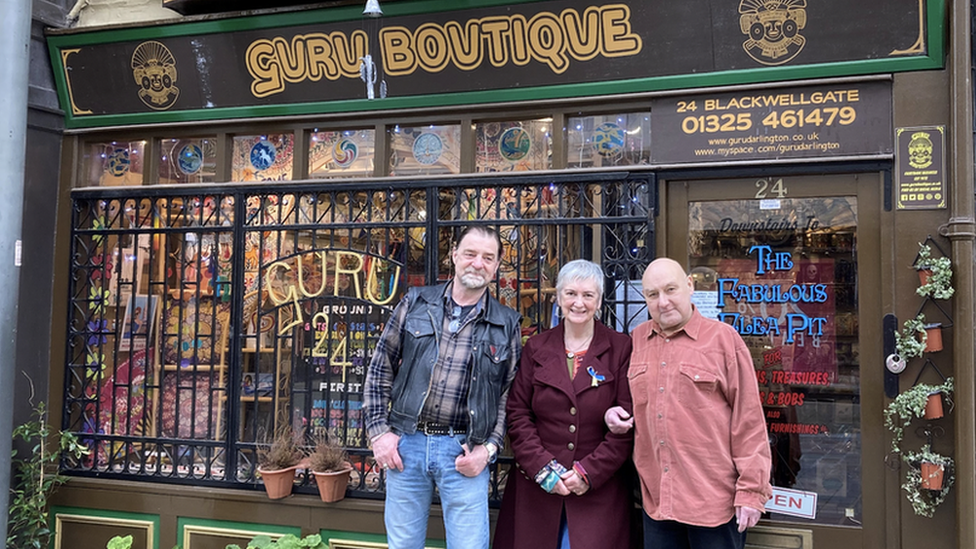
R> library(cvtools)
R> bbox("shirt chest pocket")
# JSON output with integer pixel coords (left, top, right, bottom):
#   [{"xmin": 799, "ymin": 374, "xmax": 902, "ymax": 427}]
[
  {"xmin": 628, "ymin": 363, "xmax": 650, "ymax": 407},
  {"xmin": 404, "ymin": 316, "xmax": 435, "ymax": 340},
  {"xmin": 677, "ymin": 363, "xmax": 721, "ymax": 408}
]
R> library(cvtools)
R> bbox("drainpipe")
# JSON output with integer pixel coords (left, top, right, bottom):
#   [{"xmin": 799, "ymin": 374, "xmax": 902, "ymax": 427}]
[
  {"xmin": 948, "ymin": 1, "xmax": 976, "ymax": 548},
  {"xmin": 0, "ymin": 0, "xmax": 30, "ymax": 538}
]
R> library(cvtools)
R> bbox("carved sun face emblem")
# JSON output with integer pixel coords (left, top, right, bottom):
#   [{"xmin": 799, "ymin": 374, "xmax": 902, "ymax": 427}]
[
  {"xmin": 131, "ymin": 40, "xmax": 180, "ymax": 111},
  {"xmin": 739, "ymin": 0, "xmax": 807, "ymax": 66}
]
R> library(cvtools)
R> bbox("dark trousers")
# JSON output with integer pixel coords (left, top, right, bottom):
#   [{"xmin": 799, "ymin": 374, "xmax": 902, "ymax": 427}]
[{"xmin": 642, "ymin": 512, "xmax": 746, "ymax": 549}]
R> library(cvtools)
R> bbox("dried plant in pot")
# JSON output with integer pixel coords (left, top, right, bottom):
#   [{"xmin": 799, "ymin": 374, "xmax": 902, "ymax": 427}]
[
  {"xmin": 883, "ymin": 377, "xmax": 953, "ymax": 454},
  {"xmin": 308, "ymin": 436, "xmax": 352, "ymax": 503},
  {"xmin": 256, "ymin": 425, "xmax": 306, "ymax": 499},
  {"xmin": 901, "ymin": 444, "xmax": 954, "ymax": 518}
]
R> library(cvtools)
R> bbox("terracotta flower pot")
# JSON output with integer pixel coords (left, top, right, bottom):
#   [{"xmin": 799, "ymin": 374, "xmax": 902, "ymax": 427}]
[
  {"xmin": 924, "ymin": 323, "xmax": 943, "ymax": 353},
  {"xmin": 313, "ymin": 465, "xmax": 353, "ymax": 503},
  {"xmin": 258, "ymin": 465, "xmax": 298, "ymax": 499},
  {"xmin": 917, "ymin": 267, "xmax": 934, "ymax": 286},
  {"xmin": 921, "ymin": 461, "xmax": 945, "ymax": 490},
  {"xmin": 924, "ymin": 392, "xmax": 945, "ymax": 420}
]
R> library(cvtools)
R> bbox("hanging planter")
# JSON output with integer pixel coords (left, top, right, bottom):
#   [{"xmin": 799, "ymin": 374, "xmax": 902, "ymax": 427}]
[
  {"xmin": 256, "ymin": 425, "xmax": 306, "ymax": 500},
  {"xmin": 920, "ymin": 461, "xmax": 945, "ymax": 490},
  {"xmin": 308, "ymin": 436, "xmax": 352, "ymax": 503},
  {"xmin": 913, "ymin": 244, "xmax": 954, "ymax": 300},
  {"xmin": 313, "ymin": 466, "xmax": 353, "ymax": 502},
  {"xmin": 257, "ymin": 465, "xmax": 299, "ymax": 500},
  {"xmin": 923, "ymin": 323, "xmax": 943, "ymax": 353},
  {"xmin": 902, "ymin": 444, "xmax": 954, "ymax": 517},
  {"xmin": 894, "ymin": 314, "xmax": 927, "ymax": 361},
  {"xmin": 883, "ymin": 377, "xmax": 953, "ymax": 454},
  {"xmin": 923, "ymin": 390, "xmax": 945, "ymax": 420}
]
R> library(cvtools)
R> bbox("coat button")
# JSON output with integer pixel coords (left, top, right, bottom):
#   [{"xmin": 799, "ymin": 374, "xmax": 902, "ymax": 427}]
[
  {"xmin": 569, "ymin": 425, "xmax": 576, "ymax": 433},
  {"xmin": 570, "ymin": 407, "xmax": 577, "ymax": 416},
  {"xmin": 568, "ymin": 443, "xmax": 575, "ymax": 450}
]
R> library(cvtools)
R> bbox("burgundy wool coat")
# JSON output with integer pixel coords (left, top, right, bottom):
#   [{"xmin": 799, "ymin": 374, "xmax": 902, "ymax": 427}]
[{"xmin": 494, "ymin": 320, "xmax": 634, "ymax": 549}]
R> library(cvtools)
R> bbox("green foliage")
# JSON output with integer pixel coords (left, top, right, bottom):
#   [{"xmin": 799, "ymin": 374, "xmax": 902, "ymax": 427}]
[
  {"xmin": 106, "ymin": 535, "xmax": 134, "ymax": 549},
  {"xmin": 7, "ymin": 402, "xmax": 91, "ymax": 549},
  {"xmin": 894, "ymin": 314, "xmax": 927, "ymax": 361},
  {"xmin": 233, "ymin": 534, "xmax": 326, "ymax": 549},
  {"xmin": 884, "ymin": 377, "xmax": 953, "ymax": 454},
  {"xmin": 914, "ymin": 244, "xmax": 955, "ymax": 300},
  {"xmin": 901, "ymin": 444, "xmax": 954, "ymax": 518}
]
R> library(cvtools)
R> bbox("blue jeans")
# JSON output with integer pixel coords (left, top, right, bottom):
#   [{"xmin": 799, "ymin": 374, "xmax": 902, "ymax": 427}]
[
  {"xmin": 643, "ymin": 512, "xmax": 745, "ymax": 549},
  {"xmin": 385, "ymin": 432, "xmax": 489, "ymax": 549}
]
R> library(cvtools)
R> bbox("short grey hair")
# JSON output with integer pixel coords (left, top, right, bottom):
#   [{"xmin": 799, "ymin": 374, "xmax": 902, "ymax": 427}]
[{"xmin": 556, "ymin": 259, "xmax": 605, "ymax": 294}]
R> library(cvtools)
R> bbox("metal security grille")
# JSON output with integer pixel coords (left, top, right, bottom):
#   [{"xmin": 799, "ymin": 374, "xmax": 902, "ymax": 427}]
[{"xmin": 63, "ymin": 173, "xmax": 654, "ymax": 499}]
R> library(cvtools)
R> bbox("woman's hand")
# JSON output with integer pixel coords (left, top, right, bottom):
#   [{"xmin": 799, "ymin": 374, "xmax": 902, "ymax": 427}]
[
  {"xmin": 560, "ymin": 470, "xmax": 590, "ymax": 496},
  {"xmin": 604, "ymin": 406, "xmax": 634, "ymax": 434}
]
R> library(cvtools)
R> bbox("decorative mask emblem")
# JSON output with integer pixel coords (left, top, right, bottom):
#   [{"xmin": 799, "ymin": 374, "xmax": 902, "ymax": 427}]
[
  {"xmin": 739, "ymin": 0, "xmax": 807, "ymax": 66},
  {"xmin": 908, "ymin": 132, "xmax": 934, "ymax": 169},
  {"xmin": 131, "ymin": 41, "xmax": 180, "ymax": 110}
]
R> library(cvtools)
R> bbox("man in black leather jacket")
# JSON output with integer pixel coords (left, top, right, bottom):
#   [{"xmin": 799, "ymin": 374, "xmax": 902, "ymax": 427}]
[{"xmin": 364, "ymin": 226, "xmax": 522, "ymax": 549}]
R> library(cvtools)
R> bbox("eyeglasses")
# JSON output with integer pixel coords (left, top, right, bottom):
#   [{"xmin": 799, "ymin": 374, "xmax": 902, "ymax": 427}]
[{"xmin": 448, "ymin": 305, "xmax": 463, "ymax": 334}]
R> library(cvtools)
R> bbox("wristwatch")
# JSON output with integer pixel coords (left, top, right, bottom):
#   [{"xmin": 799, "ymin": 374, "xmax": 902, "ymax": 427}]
[{"xmin": 484, "ymin": 442, "xmax": 498, "ymax": 464}]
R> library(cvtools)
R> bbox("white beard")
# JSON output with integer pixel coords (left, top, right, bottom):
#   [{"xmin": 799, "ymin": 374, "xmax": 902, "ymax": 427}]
[{"xmin": 459, "ymin": 271, "xmax": 489, "ymax": 289}]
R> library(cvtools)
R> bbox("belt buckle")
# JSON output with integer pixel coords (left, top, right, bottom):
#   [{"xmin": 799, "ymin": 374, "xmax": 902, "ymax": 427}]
[{"xmin": 421, "ymin": 422, "xmax": 452, "ymax": 436}]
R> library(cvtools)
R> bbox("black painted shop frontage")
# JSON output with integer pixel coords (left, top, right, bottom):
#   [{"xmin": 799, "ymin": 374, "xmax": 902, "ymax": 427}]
[{"xmin": 41, "ymin": 1, "xmax": 976, "ymax": 548}]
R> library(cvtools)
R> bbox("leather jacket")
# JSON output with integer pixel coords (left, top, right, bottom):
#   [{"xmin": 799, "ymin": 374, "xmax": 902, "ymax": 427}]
[{"xmin": 388, "ymin": 283, "xmax": 521, "ymax": 445}]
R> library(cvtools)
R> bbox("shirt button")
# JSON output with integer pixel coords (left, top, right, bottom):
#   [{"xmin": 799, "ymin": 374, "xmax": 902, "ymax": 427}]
[
  {"xmin": 659, "ymin": 387, "xmax": 664, "ymax": 393},
  {"xmin": 570, "ymin": 407, "xmax": 577, "ymax": 416},
  {"xmin": 568, "ymin": 443, "xmax": 575, "ymax": 450},
  {"xmin": 659, "ymin": 440, "xmax": 665, "ymax": 446},
  {"xmin": 665, "ymin": 338, "xmax": 670, "ymax": 343},
  {"xmin": 664, "ymin": 467, "xmax": 669, "ymax": 473},
  {"xmin": 569, "ymin": 425, "xmax": 576, "ymax": 433},
  {"xmin": 661, "ymin": 362, "xmax": 666, "ymax": 367},
  {"xmin": 657, "ymin": 413, "xmax": 663, "ymax": 419},
  {"xmin": 694, "ymin": 375, "xmax": 700, "ymax": 380}
]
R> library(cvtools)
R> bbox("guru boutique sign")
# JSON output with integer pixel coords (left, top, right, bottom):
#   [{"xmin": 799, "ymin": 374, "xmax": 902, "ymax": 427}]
[{"xmin": 49, "ymin": 0, "xmax": 934, "ymax": 126}]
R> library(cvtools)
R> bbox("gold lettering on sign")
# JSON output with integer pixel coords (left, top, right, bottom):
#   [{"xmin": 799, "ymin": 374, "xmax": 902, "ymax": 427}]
[
  {"xmin": 247, "ymin": 30, "xmax": 368, "ymax": 98},
  {"xmin": 264, "ymin": 249, "xmax": 402, "ymax": 334},
  {"xmin": 244, "ymin": 4, "xmax": 642, "ymax": 96}
]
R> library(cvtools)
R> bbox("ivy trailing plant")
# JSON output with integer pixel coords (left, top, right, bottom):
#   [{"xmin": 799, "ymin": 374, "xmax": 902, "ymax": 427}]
[
  {"xmin": 901, "ymin": 444, "xmax": 954, "ymax": 518},
  {"xmin": 914, "ymin": 243, "xmax": 955, "ymax": 300},
  {"xmin": 228, "ymin": 534, "xmax": 328, "ymax": 549},
  {"xmin": 106, "ymin": 533, "xmax": 327, "ymax": 549},
  {"xmin": 883, "ymin": 377, "xmax": 953, "ymax": 454},
  {"xmin": 894, "ymin": 314, "xmax": 927, "ymax": 361},
  {"xmin": 7, "ymin": 402, "xmax": 91, "ymax": 549}
]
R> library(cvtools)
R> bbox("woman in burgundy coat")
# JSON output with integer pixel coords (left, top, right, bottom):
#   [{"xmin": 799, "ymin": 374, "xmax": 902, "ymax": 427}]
[{"xmin": 495, "ymin": 260, "xmax": 634, "ymax": 549}]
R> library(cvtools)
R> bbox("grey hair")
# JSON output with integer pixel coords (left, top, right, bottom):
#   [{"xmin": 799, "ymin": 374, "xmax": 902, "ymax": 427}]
[{"xmin": 556, "ymin": 259, "xmax": 605, "ymax": 294}]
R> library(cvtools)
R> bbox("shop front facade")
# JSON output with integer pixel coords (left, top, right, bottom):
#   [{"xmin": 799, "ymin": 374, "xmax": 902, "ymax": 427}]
[{"xmin": 40, "ymin": 1, "xmax": 975, "ymax": 548}]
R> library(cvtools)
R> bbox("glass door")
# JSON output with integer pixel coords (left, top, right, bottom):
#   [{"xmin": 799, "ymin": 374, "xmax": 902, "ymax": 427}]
[{"xmin": 665, "ymin": 173, "xmax": 884, "ymax": 548}]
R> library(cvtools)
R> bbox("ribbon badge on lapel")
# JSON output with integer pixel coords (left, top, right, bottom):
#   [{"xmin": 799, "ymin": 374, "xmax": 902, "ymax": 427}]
[{"xmin": 587, "ymin": 366, "xmax": 605, "ymax": 388}]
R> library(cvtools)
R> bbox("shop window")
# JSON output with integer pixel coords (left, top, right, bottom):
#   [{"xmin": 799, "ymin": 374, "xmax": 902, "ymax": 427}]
[
  {"xmin": 159, "ymin": 138, "xmax": 217, "ymax": 184},
  {"xmin": 232, "ymin": 133, "xmax": 294, "ymax": 182},
  {"xmin": 64, "ymin": 176, "xmax": 652, "ymax": 498},
  {"xmin": 308, "ymin": 129, "xmax": 376, "ymax": 179},
  {"xmin": 567, "ymin": 113, "xmax": 650, "ymax": 168},
  {"xmin": 388, "ymin": 124, "xmax": 461, "ymax": 176},
  {"xmin": 82, "ymin": 141, "xmax": 146, "ymax": 187},
  {"xmin": 475, "ymin": 119, "xmax": 552, "ymax": 173},
  {"xmin": 687, "ymin": 196, "xmax": 860, "ymax": 526}
]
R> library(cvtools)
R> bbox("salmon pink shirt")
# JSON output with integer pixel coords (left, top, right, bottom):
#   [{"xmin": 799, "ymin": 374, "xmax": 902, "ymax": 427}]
[{"xmin": 629, "ymin": 308, "xmax": 772, "ymax": 527}]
